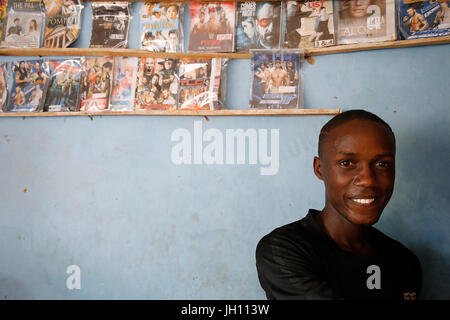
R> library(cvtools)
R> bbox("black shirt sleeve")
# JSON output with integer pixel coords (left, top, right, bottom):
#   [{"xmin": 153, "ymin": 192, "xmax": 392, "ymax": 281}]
[{"xmin": 255, "ymin": 231, "xmax": 340, "ymax": 300}]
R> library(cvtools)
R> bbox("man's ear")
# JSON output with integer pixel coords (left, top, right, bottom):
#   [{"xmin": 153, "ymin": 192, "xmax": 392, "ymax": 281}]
[{"xmin": 313, "ymin": 156, "xmax": 323, "ymax": 181}]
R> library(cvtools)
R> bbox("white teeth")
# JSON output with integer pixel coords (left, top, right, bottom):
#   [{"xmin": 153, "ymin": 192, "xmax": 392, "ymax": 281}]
[{"xmin": 352, "ymin": 198, "xmax": 375, "ymax": 204}]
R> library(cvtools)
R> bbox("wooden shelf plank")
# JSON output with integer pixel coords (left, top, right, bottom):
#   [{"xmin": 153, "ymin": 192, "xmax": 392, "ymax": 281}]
[
  {"xmin": 0, "ymin": 109, "xmax": 342, "ymax": 117},
  {"xmin": 0, "ymin": 36, "xmax": 448, "ymax": 59}
]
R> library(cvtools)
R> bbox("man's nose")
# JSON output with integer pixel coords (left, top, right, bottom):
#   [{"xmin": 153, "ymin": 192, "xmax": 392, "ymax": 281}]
[{"xmin": 353, "ymin": 164, "xmax": 376, "ymax": 187}]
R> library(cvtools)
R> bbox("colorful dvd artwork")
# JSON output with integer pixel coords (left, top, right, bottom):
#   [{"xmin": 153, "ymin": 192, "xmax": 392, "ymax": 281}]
[
  {"xmin": 178, "ymin": 58, "xmax": 223, "ymax": 110},
  {"xmin": 79, "ymin": 57, "xmax": 114, "ymax": 112},
  {"xmin": 337, "ymin": 0, "xmax": 397, "ymax": 44},
  {"xmin": 398, "ymin": 0, "xmax": 450, "ymax": 40},
  {"xmin": 7, "ymin": 59, "xmax": 47, "ymax": 112},
  {"xmin": 135, "ymin": 57, "xmax": 178, "ymax": 110},
  {"xmin": 0, "ymin": 62, "xmax": 7, "ymax": 111},
  {"xmin": 43, "ymin": 0, "xmax": 83, "ymax": 48},
  {"xmin": 188, "ymin": 2, "xmax": 235, "ymax": 52},
  {"xmin": 41, "ymin": 58, "xmax": 82, "ymax": 112},
  {"xmin": 110, "ymin": 56, "xmax": 138, "ymax": 111},
  {"xmin": 284, "ymin": 0, "xmax": 335, "ymax": 49},
  {"xmin": 90, "ymin": 2, "xmax": 130, "ymax": 48},
  {"xmin": 140, "ymin": 2, "xmax": 183, "ymax": 52},
  {"xmin": 0, "ymin": 0, "xmax": 6, "ymax": 39},
  {"xmin": 250, "ymin": 49, "xmax": 303, "ymax": 109},
  {"xmin": 236, "ymin": 1, "xmax": 282, "ymax": 52}
]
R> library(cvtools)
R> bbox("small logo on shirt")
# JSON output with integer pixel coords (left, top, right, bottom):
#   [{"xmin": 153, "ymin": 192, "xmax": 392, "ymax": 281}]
[{"xmin": 403, "ymin": 292, "xmax": 417, "ymax": 300}]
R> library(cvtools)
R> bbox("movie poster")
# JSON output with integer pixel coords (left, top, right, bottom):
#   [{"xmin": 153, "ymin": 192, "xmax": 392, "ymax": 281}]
[
  {"xmin": 236, "ymin": 1, "xmax": 282, "ymax": 52},
  {"xmin": 7, "ymin": 59, "xmax": 47, "ymax": 112},
  {"xmin": 188, "ymin": 2, "xmax": 235, "ymax": 52},
  {"xmin": 41, "ymin": 58, "xmax": 82, "ymax": 112},
  {"xmin": 79, "ymin": 57, "xmax": 114, "ymax": 112},
  {"xmin": 178, "ymin": 58, "xmax": 223, "ymax": 110},
  {"xmin": 90, "ymin": 2, "xmax": 131, "ymax": 48},
  {"xmin": 0, "ymin": 62, "xmax": 7, "ymax": 111},
  {"xmin": 140, "ymin": 2, "xmax": 184, "ymax": 52},
  {"xmin": 110, "ymin": 56, "xmax": 138, "ymax": 111},
  {"xmin": 337, "ymin": 0, "xmax": 397, "ymax": 44},
  {"xmin": 135, "ymin": 57, "xmax": 178, "ymax": 110},
  {"xmin": 0, "ymin": 0, "xmax": 6, "ymax": 39},
  {"xmin": 284, "ymin": 0, "xmax": 335, "ymax": 49},
  {"xmin": 43, "ymin": 0, "xmax": 83, "ymax": 48},
  {"xmin": 398, "ymin": 0, "xmax": 450, "ymax": 40},
  {"xmin": 250, "ymin": 49, "xmax": 303, "ymax": 109}
]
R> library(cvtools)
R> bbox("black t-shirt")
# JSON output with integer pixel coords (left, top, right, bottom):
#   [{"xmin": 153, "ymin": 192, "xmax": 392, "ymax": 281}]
[{"xmin": 256, "ymin": 209, "xmax": 422, "ymax": 300}]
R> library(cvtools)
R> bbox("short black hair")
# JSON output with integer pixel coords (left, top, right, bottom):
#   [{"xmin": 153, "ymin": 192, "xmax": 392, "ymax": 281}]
[{"xmin": 318, "ymin": 109, "xmax": 396, "ymax": 157}]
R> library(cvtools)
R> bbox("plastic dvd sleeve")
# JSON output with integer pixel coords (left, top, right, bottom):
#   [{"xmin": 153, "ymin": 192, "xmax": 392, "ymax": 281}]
[
  {"xmin": 249, "ymin": 49, "xmax": 304, "ymax": 110},
  {"xmin": 109, "ymin": 56, "xmax": 138, "ymax": 111},
  {"xmin": 43, "ymin": 0, "xmax": 84, "ymax": 49},
  {"xmin": 0, "ymin": 62, "xmax": 7, "ymax": 111},
  {"xmin": 140, "ymin": 2, "xmax": 185, "ymax": 53}
]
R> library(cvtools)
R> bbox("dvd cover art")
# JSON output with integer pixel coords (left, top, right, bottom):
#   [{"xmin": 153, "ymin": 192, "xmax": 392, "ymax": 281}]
[
  {"xmin": 1, "ymin": 0, "xmax": 44, "ymax": 48},
  {"xmin": 250, "ymin": 50, "xmax": 303, "ymax": 109},
  {"xmin": 90, "ymin": 2, "xmax": 131, "ymax": 48},
  {"xmin": 178, "ymin": 58, "xmax": 223, "ymax": 110},
  {"xmin": 43, "ymin": 0, "xmax": 83, "ymax": 48},
  {"xmin": 135, "ymin": 57, "xmax": 179, "ymax": 110},
  {"xmin": 7, "ymin": 60, "xmax": 47, "ymax": 112},
  {"xmin": 0, "ymin": 62, "xmax": 7, "ymax": 111},
  {"xmin": 42, "ymin": 58, "xmax": 82, "ymax": 112},
  {"xmin": 337, "ymin": 0, "xmax": 397, "ymax": 44},
  {"xmin": 110, "ymin": 56, "xmax": 138, "ymax": 111},
  {"xmin": 188, "ymin": 2, "xmax": 235, "ymax": 52},
  {"xmin": 0, "ymin": 0, "xmax": 6, "ymax": 39},
  {"xmin": 398, "ymin": 0, "xmax": 450, "ymax": 40},
  {"xmin": 140, "ymin": 2, "xmax": 184, "ymax": 52},
  {"xmin": 236, "ymin": 1, "xmax": 282, "ymax": 52},
  {"xmin": 284, "ymin": 1, "xmax": 335, "ymax": 49},
  {"xmin": 79, "ymin": 57, "xmax": 114, "ymax": 112}
]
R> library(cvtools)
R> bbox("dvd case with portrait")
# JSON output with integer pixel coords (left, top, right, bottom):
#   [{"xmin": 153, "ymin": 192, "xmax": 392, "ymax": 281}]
[
  {"xmin": 135, "ymin": 57, "xmax": 179, "ymax": 110},
  {"xmin": 41, "ymin": 58, "xmax": 82, "ymax": 112},
  {"xmin": 336, "ymin": 0, "xmax": 397, "ymax": 44},
  {"xmin": 0, "ymin": 62, "xmax": 7, "ymax": 111},
  {"xmin": 7, "ymin": 59, "xmax": 47, "ymax": 112},
  {"xmin": 398, "ymin": 0, "xmax": 450, "ymax": 40},
  {"xmin": 110, "ymin": 56, "xmax": 138, "ymax": 111},
  {"xmin": 284, "ymin": 0, "xmax": 335, "ymax": 49},
  {"xmin": 90, "ymin": 1, "xmax": 131, "ymax": 48},
  {"xmin": 43, "ymin": 0, "xmax": 83, "ymax": 48},
  {"xmin": 249, "ymin": 49, "xmax": 303, "ymax": 109},
  {"xmin": 188, "ymin": 2, "xmax": 235, "ymax": 52},
  {"xmin": 235, "ymin": 1, "xmax": 282, "ymax": 52},
  {"xmin": 0, "ymin": 0, "xmax": 7, "ymax": 39},
  {"xmin": 79, "ymin": 57, "xmax": 114, "ymax": 112},
  {"xmin": 140, "ymin": 2, "xmax": 184, "ymax": 52}
]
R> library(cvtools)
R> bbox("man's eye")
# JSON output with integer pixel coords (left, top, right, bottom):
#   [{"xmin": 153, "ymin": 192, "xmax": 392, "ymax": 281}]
[
  {"xmin": 376, "ymin": 161, "xmax": 390, "ymax": 168},
  {"xmin": 339, "ymin": 160, "xmax": 351, "ymax": 167}
]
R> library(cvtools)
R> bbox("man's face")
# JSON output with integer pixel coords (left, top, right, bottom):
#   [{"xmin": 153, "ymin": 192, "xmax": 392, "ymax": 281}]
[
  {"xmin": 315, "ymin": 119, "xmax": 396, "ymax": 226},
  {"xmin": 14, "ymin": 19, "xmax": 20, "ymax": 26},
  {"xmin": 287, "ymin": 61, "xmax": 294, "ymax": 69},
  {"xmin": 166, "ymin": 6, "xmax": 178, "ymax": 20},
  {"xmin": 407, "ymin": 7, "xmax": 415, "ymax": 17},
  {"xmin": 169, "ymin": 32, "xmax": 177, "ymax": 43},
  {"xmin": 275, "ymin": 60, "xmax": 281, "ymax": 68},
  {"xmin": 349, "ymin": 0, "xmax": 371, "ymax": 18},
  {"xmin": 242, "ymin": 20, "xmax": 255, "ymax": 38},
  {"xmin": 165, "ymin": 60, "xmax": 173, "ymax": 70},
  {"xmin": 144, "ymin": 58, "xmax": 155, "ymax": 76}
]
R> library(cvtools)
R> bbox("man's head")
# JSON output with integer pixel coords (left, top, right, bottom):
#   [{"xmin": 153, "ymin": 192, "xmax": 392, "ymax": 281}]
[
  {"xmin": 144, "ymin": 58, "xmax": 155, "ymax": 76},
  {"xmin": 407, "ymin": 6, "xmax": 416, "ymax": 17},
  {"xmin": 242, "ymin": 18, "xmax": 255, "ymax": 39},
  {"xmin": 348, "ymin": 0, "xmax": 371, "ymax": 18},
  {"xmin": 257, "ymin": 3, "xmax": 274, "ymax": 46},
  {"xmin": 314, "ymin": 110, "xmax": 396, "ymax": 227}
]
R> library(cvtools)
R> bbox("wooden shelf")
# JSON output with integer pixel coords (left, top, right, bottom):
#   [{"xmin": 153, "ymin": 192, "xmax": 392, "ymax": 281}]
[
  {"xmin": 1, "ymin": 36, "xmax": 448, "ymax": 59},
  {"xmin": 0, "ymin": 109, "xmax": 341, "ymax": 117}
]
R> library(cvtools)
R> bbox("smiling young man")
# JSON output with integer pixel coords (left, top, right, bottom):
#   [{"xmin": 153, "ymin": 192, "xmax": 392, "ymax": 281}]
[{"xmin": 256, "ymin": 110, "xmax": 422, "ymax": 300}]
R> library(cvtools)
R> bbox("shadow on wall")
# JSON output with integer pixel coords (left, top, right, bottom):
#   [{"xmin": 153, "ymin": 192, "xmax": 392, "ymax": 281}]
[{"xmin": 0, "ymin": 276, "xmax": 35, "ymax": 299}]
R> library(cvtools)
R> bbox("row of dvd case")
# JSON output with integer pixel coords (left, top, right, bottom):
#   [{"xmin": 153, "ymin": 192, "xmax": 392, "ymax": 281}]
[
  {"xmin": 0, "ymin": 49, "xmax": 305, "ymax": 112},
  {"xmin": 0, "ymin": 1, "xmax": 449, "ymax": 51}
]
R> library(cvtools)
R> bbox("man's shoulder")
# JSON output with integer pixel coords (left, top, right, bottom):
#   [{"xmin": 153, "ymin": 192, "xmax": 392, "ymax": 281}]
[{"xmin": 372, "ymin": 228, "xmax": 421, "ymax": 265}]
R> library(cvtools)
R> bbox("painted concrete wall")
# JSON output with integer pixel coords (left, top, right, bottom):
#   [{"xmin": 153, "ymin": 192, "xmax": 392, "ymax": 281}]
[{"xmin": 0, "ymin": 2, "xmax": 448, "ymax": 299}]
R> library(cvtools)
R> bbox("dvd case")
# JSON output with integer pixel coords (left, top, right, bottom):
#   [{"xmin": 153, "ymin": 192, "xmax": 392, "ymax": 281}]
[
  {"xmin": 178, "ymin": 58, "xmax": 224, "ymax": 110},
  {"xmin": 249, "ymin": 49, "xmax": 303, "ymax": 109},
  {"xmin": 284, "ymin": 1, "xmax": 335, "ymax": 49},
  {"xmin": 7, "ymin": 59, "xmax": 47, "ymax": 112},
  {"xmin": 41, "ymin": 58, "xmax": 82, "ymax": 112},
  {"xmin": 135, "ymin": 57, "xmax": 178, "ymax": 110},
  {"xmin": 0, "ymin": 0, "xmax": 6, "ymax": 39},
  {"xmin": 140, "ymin": 2, "xmax": 184, "ymax": 52},
  {"xmin": 1, "ymin": 0, "xmax": 45, "ymax": 48},
  {"xmin": 337, "ymin": 0, "xmax": 397, "ymax": 44},
  {"xmin": 90, "ymin": 2, "xmax": 131, "ymax": 48},
  {"xmin": 0, "ymin": 62, "xmax": 7, "ymax": 111},
  {"xmin": 188, "ymin": 2, "xmax": 236, "ymax": 52},
  {"xmin": 110, "ymin": 56, "xmax": 138, "ymax": 111},
  {"xmin": 43, "ymin": 0, "xmax": 83, "ymax": 48},
  {"xmin": 398, "ymin": 0, "xmax": 450, "ymax": 40},
  {"xmin": 235, "ymin": 1, "xmax": 282, "ymax": 51},
  {"xmin": 79, "ymin": 57, "xmax": 114, "ymax": 112}
]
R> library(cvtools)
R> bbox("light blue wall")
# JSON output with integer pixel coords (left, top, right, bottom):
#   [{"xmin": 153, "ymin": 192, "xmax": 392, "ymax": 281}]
[{"xmin": 0, "ymin": 2, "xmax": 449, "ymax": 299}]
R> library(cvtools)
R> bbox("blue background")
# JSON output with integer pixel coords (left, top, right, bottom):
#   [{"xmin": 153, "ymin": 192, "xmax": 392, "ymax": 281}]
[{"xmin": 0, "ymin": 2, "xmax": 449, "ymax": 299}]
